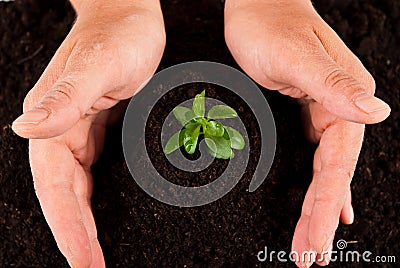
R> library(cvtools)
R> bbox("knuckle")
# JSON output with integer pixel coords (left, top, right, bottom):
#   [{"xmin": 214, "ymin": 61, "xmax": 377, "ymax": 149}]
[
  {"xmin": 65, "ymin": 36, "xmax": 118, "ymax": 77},
  {"xmin": 75, "ymin": 33, "xmax": 109, "ymax": 55},
  {"xmin": 46, "ymin": 80, "xmax": 77, "ymax": 104},
  {"xmin": 34, "ymin": 180, "xmax": 73, "ymax": 200},
  {"xmin": 326, "ymin": 162, "xmax": 355, "ymax": 175},
  {"xmin": 72, "ymin": 34, "xmax": 117, "ymax": 70},
  {"xmin": 314, "ymin": 193, "xmax": 342, "ymax": 207},
  {"xmin": 324, "ymin": 68, "xmax": 353, "ymax": 90},
  {"xmin": 324, "ymin": 67, "xmax": 368, "ymax": 101},
  {"xmin": 322, "ymin": 161, "xmax": 356, "ymax": 184}
]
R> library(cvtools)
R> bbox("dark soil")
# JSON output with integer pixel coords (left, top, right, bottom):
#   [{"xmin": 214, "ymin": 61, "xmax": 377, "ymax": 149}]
[
  {"xmin": 1, "ymin": 0, "xmax": 399, "ymax": 267},
  {"xmin": 143, "ymin": 82, "xmax": 261, "ymax": 188}
]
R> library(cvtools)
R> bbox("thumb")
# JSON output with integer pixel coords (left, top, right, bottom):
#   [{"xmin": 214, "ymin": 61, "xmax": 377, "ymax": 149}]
[
  {"xmin": 290, "ymin": 51, "xmax": 390, "ymax": 124},
  {"xmin": 11, "ymin": 38, "xmax": 129, "ymax": 139},
  {"xmin": 12, "ymin": 77, "xmax": 106, "ymax": 139}
]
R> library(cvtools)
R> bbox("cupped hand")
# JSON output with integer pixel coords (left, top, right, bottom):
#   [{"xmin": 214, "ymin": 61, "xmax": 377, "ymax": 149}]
[
  {"xmin": 225, "ymin": 0, "xmax": 390, "ymax": 266},
  {"xmin": 12, "ymin": 1, "xmax": 165, "ymax": 267}
]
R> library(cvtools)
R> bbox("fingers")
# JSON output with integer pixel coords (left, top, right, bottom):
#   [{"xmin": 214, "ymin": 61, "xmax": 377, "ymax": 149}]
[
  {"xmin": 308, "ymin": 120, "xmax": 364, "ymax": 259},
  {"xmin": 292, "ymin": 180, "xmax": 317, "ymax": 267},
  {"xmin": 340, "ymin": 188, "xmax": 354, "ymax": 225},
  {"xmin": 292, "ymin": 216, "xmax": 316, "ymax": 268},
  {"xmin": 293, "ymin": 105, "xmax": 363, "ymax": 266},
  {"xmin": 292, "ymin": 154, "xmax": 355, "ymax": 267},
  {"xmin": 75, "ymin": 167, "xmax": 106, "ymax": 268},
  {"xmin": 30, "ymin": 139, "xmax": 99, "ymax": 267}
]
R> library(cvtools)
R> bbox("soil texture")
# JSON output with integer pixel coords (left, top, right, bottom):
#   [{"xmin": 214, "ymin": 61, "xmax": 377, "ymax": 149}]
[{"xmin": 1, "ymin": 0, "xmax": 399, "ymax": 267}]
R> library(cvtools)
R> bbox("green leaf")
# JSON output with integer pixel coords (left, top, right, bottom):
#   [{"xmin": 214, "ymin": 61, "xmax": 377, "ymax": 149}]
[
  {"xmin": 184, "ymin": 120, "xmax": 201, "ymax": 131},
  {"xmin": 205, "ymin": 134, "xmax": 233, "ymax": 159},
  {"xmin": 205, "ymin": 120, "xmax": 224, "ymax": 137},
  {"xmin": 192, "ymin": 90, "xmax": 205, "ymax": 117},
  {"xmin": 183, "ymin": 125, "xmax": 201, "ymax": 154},
  {"xmin": 225, "ymin": 126, "xmax": 245, "ymax": 150},
  {"xmin": 164, "ymin": 131, "xmax": 183, "ymax": 154},
  {"xmin": 204, "ymin": 138, "xmax": 217, "ymax": 157},
  {"xmin": 173, "ymin": 106, "xmax": 196, "ymax": 126},
  {"xmin": 207, "ymin": 105, "xmax": 238, "ymax": 120}
]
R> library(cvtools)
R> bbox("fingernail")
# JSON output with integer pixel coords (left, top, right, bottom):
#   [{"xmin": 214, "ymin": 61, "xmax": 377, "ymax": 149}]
[
  {"xmin": 12, "ymin": 108, "xmax": 49, "ymax": 126},
  {"xmin": 322, "ymin": 232, "xmax": 335, "ymax": 253},
  {"xmin": 323, "ymin": 243, "xmax": 333, "ymax": 265},
  {"xmin": 354, "ymin": 93, "xmax": 391, "ymax": 120},
  {"xmin": 349, "ymin": 205, "xmax": 354, "ymax": 224},
  {"xmin": 305, "ymin": 249, "xmax": 316, "ymax": 267}
]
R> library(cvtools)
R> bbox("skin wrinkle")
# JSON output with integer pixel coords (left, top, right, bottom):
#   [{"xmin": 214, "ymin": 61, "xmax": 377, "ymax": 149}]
[
  {"xmin": 73, "ymin": 167, "xmax": 92, "ymax": 199},
  {"xmin": 65, "ymin": 220, "xmax": 89, "ymax": 254},
  {"xmin": 324, "ymin": 68, "xmax": 350, "ymax": 89},
  {"xmin": 224, "ymin": 1, "xmax": 387, "ymax": 266},
  {"xmin": 11, "ymin": 0, "xmax": 389, "ymax": 266},
  {"xmin": 312, "ymin": 26, "xmax": 340, "ymax": 62},
  {"xmin": 11, "ymin": 1, "xmax": 166, "ymax": 266},
  {"xmin": 312, "ymin": 24, "xmax": 376, "ymax": 95},
  {"xmin": 23, "ymin": 40, "xmax": 78, "ymax": 113}
]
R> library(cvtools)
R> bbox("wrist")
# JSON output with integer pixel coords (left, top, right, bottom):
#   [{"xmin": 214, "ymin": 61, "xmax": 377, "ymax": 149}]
[
  {"xmin": 225, "ymin": 0, "xmax": 312, "ymax": 9},
  {"xmin": 70, "ymin": 0, "xmax": 162, "ymax": 17}
]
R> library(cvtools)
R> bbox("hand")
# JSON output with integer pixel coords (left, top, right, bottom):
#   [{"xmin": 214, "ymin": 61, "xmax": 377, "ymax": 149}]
[
  {"xmin": 225, "ymin": 0, "xmax": 390, "ymax": 266},
  {"xmin": 12, "ymin": 0, "xmax": 165, "ymax": 266}
]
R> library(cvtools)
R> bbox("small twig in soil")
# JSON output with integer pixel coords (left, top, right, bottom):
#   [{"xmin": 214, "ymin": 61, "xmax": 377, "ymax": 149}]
[{"xmin": 17, "ymin": 44, "xmax": 44, "ymax": 65}]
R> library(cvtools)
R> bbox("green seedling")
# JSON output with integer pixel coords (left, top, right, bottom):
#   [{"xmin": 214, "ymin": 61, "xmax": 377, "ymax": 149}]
[{"xmin": 164, "ymin": 90, "xmax": 245, "ymax": 159}]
